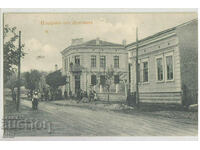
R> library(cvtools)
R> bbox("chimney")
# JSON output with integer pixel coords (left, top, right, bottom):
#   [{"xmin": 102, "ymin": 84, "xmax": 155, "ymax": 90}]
[
  {"xmin": 122, "ymin": 40, "xmax": 126, "ymax": 47},
  {"xmin": 55, "ymin": 64, "xmax": 58, "ymax": 71},
  {"xmin": 96, "ymin": 37, "xmax": 100, "ymax": 45},
  {"xmin": 71, "ymin": 38, "xmax": 84, "ymax": 45}
]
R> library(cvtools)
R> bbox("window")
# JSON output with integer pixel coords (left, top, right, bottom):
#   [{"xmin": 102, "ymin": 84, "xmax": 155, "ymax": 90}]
[
  {"xmin": 100, "ymin": 75, "xmax": 106, "ymax": 85},
  {"xmin": 138, "ymin": 63, "xmax": 141, "ymax": 82},
  {"xmin": 75, "ymin": 56, "xmax": 80, "ymax": 65},
  {"xmin": 65, "ymin": 58, "xmax": 68, "ymax": 71},
  {"xmin": 143, "ymin": 62, "xmax": 148, "ymax": 82},
  {"xmin": 91, "ymin": 75, "xmax": 97, "ymax": 85},
  {"xmin": 91, "ymin": 55, "xmax": 96, "ymax": 68},
  {"xmin": 100, "ymin": 56, "xmax": 106, "ymax": 68},
  {"xmin": 128, "ymin": 64, "xmax": 131, "ymax": 83},
  {"xmin": 114, "ymin": 75, "xmax": 120, "ymax": 84},
  {"xmin": 114, "ymin": 56, "xmax": 119, "ymax": 68},
  {"xmin": 156, "ymin": 57, "xmax": 164, "ymax": 81},
  {"xmin": 166, "ymin": 55, "xmax": 173, "ymax": 80}
]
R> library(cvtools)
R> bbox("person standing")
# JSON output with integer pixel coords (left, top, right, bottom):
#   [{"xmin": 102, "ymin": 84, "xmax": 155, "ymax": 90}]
[
  {"xmin": 32, "ymin": 91, "xmax": 39, "ymax": 111},
  {"xmin": 64, "ymin": 90, "xmax": 68, "ymax": 100},
  {"xmin": 93, "ymin": 90, "xmax": 97, "ymax": 101}
]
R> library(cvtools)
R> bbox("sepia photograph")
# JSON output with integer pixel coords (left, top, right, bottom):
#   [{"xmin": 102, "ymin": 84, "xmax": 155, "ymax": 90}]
[{"xmin": 1, "ymin": 10, "xmax": 198, "ymax": 139}]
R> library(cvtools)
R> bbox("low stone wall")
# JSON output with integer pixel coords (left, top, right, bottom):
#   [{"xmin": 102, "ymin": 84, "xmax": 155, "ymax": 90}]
[{"xmin": 97, "ymin": 93, "xmax": 126, "ymax": 102}]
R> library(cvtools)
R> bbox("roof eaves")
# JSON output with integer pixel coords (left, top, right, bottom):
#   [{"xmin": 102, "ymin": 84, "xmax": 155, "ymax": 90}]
[{"xmin": 126, "ymin": 27, "xmax": 176, "ymax": 48}]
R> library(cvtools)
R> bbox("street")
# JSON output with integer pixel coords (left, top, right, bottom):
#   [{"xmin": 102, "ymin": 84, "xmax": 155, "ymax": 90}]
[{"xmin": 5, "ymin": 98, "xmax": 194, "ymax": 137}]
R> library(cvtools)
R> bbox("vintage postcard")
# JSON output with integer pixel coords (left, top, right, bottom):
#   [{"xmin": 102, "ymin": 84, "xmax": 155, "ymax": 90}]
[{"xmin": 0, "ymin": 9, "xmax": 198, "ymax": 140}]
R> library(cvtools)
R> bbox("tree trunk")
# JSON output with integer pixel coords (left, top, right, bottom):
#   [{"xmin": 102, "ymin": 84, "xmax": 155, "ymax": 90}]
[
  {"xmin": 11, "ymin": 88, "xmax": 14, "ymax": 101},
  {"xmin": 107, "ymin": 88, "xmax": 110, "ymax": 102}
]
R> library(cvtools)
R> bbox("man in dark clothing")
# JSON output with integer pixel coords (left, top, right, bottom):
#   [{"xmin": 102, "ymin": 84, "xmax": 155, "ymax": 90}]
[
  {"xmin": 64, "ymin": 90, "xmax": 68, "ymax": 100},
  {"xmin": 32, "ymin": 91, "xmax": 39, "ymax": 110}
]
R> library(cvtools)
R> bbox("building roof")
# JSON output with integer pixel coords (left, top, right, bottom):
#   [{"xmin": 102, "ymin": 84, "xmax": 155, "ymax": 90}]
[
  {"xmin": 126, "ymin": 19, "xmax": 198, "ymax": 47},
  {"xmin": 80, "ymin": 39, "xmax": 123, "ymax": 47},
  {"xmin": 61, "ymin": 39, "xmax": 124, "ymax": 54}
]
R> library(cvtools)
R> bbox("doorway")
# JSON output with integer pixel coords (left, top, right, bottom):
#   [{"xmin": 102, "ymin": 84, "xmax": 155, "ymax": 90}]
[{"xmin": 75, "ymin": 75, "xmax": 80, "ymax": 94}]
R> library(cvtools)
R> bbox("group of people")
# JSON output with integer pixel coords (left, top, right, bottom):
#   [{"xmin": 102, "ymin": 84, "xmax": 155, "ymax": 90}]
[
  {"xmin": 30, "ymin": 88, "xmax": 99, "ymax": 110},
  {"xmin": 63, "ymin": 89, "xmax": 98, "ymax": 103}
]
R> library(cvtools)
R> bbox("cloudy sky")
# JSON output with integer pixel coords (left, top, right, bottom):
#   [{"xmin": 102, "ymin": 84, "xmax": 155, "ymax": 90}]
[{"xmin": 4, "ymin": 12, "xmax": 197, "ymax": 72}]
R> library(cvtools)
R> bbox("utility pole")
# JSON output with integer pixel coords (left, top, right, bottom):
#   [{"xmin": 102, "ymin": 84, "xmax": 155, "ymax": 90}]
[
  {"xmin": 135, "ymin": 27, "xmax": 139, "ymax": 107},
  {"xmin": 17, "ymin": 31, "xmax": 21, "ymax": 111}
]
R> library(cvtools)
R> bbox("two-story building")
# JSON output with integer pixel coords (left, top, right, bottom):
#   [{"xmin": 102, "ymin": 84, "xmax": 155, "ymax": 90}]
[
  {"xmin": 61, "ymin": 38, "xmax": 128, "ymax": 100},
  {"xmin": 127, "ymin": 19, "xmax": 198, "ymax": 105}
]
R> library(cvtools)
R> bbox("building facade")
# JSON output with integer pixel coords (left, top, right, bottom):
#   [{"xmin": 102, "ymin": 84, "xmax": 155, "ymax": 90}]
[
  {"xmin": 127, "ymin": 19, "xmax": 198, "ymax": 105},
  {"xmin": 61, "ymin": 38, "xmax": 128, "ymax": 99}
]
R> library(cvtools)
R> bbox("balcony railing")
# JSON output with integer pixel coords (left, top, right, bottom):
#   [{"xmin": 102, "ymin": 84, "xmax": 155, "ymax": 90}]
[{"xmin": 69, "ymin": 63, "xmax": 84, "ymax": 74}]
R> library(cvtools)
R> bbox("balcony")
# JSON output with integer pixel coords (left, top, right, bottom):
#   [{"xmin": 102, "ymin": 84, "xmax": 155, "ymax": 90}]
[{"xmin": 69, "ymin": 62, "xmax": 84, "ymax": 74}]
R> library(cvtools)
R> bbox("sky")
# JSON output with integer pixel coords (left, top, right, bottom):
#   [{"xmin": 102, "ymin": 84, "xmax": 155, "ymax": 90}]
[{"xmin": 4, "ymin": 12, "xmax": 197, "ymax": 72}]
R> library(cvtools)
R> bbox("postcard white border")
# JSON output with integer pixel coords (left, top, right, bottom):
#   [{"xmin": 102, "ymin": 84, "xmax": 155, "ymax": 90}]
[{"xmin": 0, "ymin": 8, "xmax": 198, "ymax": 141}]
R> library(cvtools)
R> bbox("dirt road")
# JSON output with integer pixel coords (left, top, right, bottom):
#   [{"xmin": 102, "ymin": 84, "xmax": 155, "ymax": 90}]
[{"xmin": 12, "ymin": 99, "xmax": 196, "ymax": 137}]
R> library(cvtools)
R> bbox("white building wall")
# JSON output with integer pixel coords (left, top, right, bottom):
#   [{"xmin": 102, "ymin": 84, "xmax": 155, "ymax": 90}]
[{"xmin": 127, "ymin": 33, "xmax": 182, "ymax": 104}]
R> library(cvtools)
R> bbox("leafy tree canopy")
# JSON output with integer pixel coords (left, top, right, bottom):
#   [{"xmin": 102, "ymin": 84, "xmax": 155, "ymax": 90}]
[
  {"xmin": 5, "ymin": 72, "xmax": 23, "ymax": 90},
  {"xmin": 3, "ymin": 24, "xmax": 25, "ymax": 83},
  {"xmin": 23, "ymin": 70, "xmax": 42, "ymax": 92},
  {"xmin": 46, "ymin": 70, "xmax": 66, "ymax": 89}
]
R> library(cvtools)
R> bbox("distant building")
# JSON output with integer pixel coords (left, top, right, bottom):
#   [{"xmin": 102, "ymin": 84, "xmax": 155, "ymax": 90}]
[
  {"xmin": 61, "ymin": 38, "xmax": 128, "ymax": 99},
  {"xmin": 127, "ymin": 19, "xmax": 198, "ymax": 105}
]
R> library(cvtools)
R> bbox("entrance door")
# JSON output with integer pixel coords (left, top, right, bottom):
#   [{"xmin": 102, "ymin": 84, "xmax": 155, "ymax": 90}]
[{"xmin": 75, "ymin": 75, "xmax": 80, "ymax": 94}]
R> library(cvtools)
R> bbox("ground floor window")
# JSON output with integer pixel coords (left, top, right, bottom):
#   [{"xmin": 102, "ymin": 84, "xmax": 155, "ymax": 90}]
[
  {"xmin": 91, "ymin": 74, "xmax": 97, "ymax": 85},
  {"xmin": 156, "ymin": 57, "xmax": 164, "ymax": 81},
  {"xmin": 143, "ymin": 61, "xmax": 148, "ymax": 82},
  {"xmin": 100, "ymin": 75, "xmax": 106, "ymax": 85},
  {"xmin": 114, "ymin": 75, "xmax": 120, "ymax": 84},
  {"xmin": 138, "ymin": 63, "xmax": 141, "ymax": 82},
  {"xmin": 166, "ymin": 55, "xmax": 174, "ymax": 80}
]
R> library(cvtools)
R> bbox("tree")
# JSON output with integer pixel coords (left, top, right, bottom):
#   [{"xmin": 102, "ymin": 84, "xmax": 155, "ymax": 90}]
[
  {"xmin": 5, "ymin": 72, "xmax": 23, "ymax": 101},
  {"xmin": 3, "ymin": 25, "xmax": 25, "ymax": 83},
  {"xmin": 45, "ymin": 70, "xmax": 66, "ymax": 100},
  {"xmin": 101, "ymin": 67, "xmax": 114, "ymax": 102},
  {"xmin": 23, "ymin": 70, "xmax": 41, "ymax": 98}
]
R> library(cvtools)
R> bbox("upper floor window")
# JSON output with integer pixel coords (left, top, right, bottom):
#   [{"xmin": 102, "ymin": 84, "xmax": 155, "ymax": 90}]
[
  {"xmin": 143, "ymin": 61, "xmax": 148, "ymax": 82},
  {"xmin": 91, "ymin": 55, "xmax": 96, "ymax": 68},
  {"xmin": 75, "ymin": 56, "xmax": 80, "ymax": 65},
  {"xmin": 166, "ymin": 55, "xmax": 174, "ymax": 80},
  {"xmin": 156, "ymin": 57, "xmax": 164, "ymax": 81},
  {"xmin": 114, "ymin": 56, "xmax": 119, "ymax": 68},
  {"xmin": 100, "ymin": 56, "xmax": 106, "ymax": 68}
]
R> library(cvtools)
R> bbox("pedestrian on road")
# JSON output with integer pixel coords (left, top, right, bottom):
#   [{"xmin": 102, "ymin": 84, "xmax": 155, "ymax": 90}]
[{"xmin": 32, "ymin": 91, "xmax": 39, "ymax": 111}]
